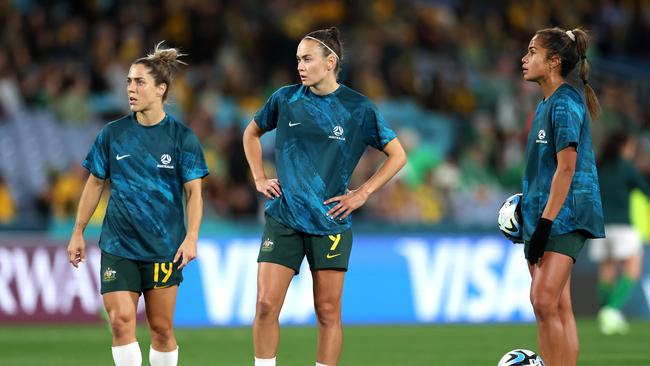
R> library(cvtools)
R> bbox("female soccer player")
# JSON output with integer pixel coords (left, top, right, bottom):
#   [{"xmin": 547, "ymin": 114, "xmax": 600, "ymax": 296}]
[
  {"xmin": 520, "ymin": 27, "xmax": 605, "ymax": 366},
  {"xmin": 243, "ymin": 27, "xmax": 406, "ymax": 366},
  {"xmin": 67, "ymin": 42, "xmax": 208, "ymax": 366},
  {"xmin": 590, "ymin": 132, "xmax": 650, "ymax": 335}
]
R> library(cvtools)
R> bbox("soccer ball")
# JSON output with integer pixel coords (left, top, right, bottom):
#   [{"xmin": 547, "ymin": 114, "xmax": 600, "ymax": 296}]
[
  {"xmin": 498, "ymin": 193, "xmax": 523, "ymax": 243},
  {"xmin": 497, "ymin": 349, "xmax": 545, "ymax": 366}
]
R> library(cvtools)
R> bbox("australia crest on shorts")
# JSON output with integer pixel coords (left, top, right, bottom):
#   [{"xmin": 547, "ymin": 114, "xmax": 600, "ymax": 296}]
[
  {"xmin": 261, "ymin": 238, "xmax": 274, "ymax": 252},
  {"xmin": 103, "ymin": 267, "xmax": 117, "ymax": 282}
]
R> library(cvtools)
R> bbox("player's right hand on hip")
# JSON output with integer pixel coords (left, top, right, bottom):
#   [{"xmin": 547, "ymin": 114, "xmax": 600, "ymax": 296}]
[{"xmin": 255, "ymin": 178, "xmax": 282, "ymax": 199}]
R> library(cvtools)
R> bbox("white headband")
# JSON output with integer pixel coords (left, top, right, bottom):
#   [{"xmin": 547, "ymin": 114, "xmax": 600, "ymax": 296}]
[
  {"xmin": 303, "ymin": 36, "xmax": 340, "ymax": 61},
  {"xmin": 566, "ymin": 30, "xmax": 576, "ymax": 42}
]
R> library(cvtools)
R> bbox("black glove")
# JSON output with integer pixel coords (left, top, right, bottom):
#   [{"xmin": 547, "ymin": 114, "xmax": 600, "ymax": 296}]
[{"xmin": 528, "ymin": 218, "xmax": 553, "ymax": 265}]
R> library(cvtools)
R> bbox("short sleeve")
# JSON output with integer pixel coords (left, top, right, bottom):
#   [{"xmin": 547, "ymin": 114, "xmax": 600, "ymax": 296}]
[
  {"xmin": 180, "ymin": 130, "xmax": 209, "ymax": 183},
  {"xmin": 82, "ymin": 127, "xmax": 110, "ymax": 179},
  {"xmin": 253, "ymin": 89, "xmax": 282, "ymax": 131},
  {"xmin": 363, "ymin": 104, "xmax": 397, "ymax": 150},
  {"xmin": 551, "ymin": 95, "xmax": 582, "ymax": 153}
]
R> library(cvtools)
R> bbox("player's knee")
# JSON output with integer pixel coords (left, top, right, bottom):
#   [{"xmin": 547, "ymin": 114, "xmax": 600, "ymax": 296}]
[
  {"xmin": 315, "ymin": 301, "xmax": 341, "ymax": 327},
  {"xmin": 531, "ymin": 295, "xmax": 558, "ymax": 321},
  {"xmin": 255, "ymin": 297, "xmax": 281, "ymax": 319},
  {"xmin": 558, "ymin": 297, "xmax": 573, "ymax": 316},
  {"xmin": 108, "ymin": 310, "xmax": 135, "ymax": 337},
  {"xmin": 149, "ymin": 321, "xmax": 174, "ymax": 343}
]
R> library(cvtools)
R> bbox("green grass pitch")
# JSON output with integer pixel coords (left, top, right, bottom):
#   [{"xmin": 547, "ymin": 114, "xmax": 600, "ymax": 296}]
[{"xmin": 1, "ymin": 319, "xmax": 649, "ymax": 365}]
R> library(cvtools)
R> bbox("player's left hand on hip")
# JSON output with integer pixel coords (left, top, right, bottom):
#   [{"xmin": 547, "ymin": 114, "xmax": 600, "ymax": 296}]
[
  {"xmin": 324, "ymin": 189, "xmax": 369, "ymax": 220},
  {"xmin": 174, "ymin": 240, "xmax": 197, "ymax": 270},
  {"xmin": 528, "ymin": 217, "xmax": 553, "ymax": 265}
]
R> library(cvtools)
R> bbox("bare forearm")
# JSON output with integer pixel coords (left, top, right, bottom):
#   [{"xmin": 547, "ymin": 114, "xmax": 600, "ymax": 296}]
[
  {"xmin": 243, "ymin": 123, "xmax": 267, "ymax": 181},
  {"xmin": 73, "ymin": 178, "xmax": 105, "ymax": 234},
  {"xmin": 360, "ymin": 156, "xmax": 405, "ymax": 196},
  {"xmin": 542, "ymin": 168, "xmax": 574, "ymax": 221},
  {"xmin": 185, "ymin": 190, "xmax": 203, "ymax": 239},
  {"xmin": 359, "ymin": 139, "xmax": 406, "ymax": 196}
]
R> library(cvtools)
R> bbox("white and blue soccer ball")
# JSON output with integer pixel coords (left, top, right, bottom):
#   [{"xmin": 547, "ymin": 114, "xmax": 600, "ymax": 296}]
[
  {"xmin": 497, "ymin": 193, "xmax": 523, "ymax": 243},
  {"xmin": 497, "ymin": 349, "xmax": 545, "ymax": 366}
]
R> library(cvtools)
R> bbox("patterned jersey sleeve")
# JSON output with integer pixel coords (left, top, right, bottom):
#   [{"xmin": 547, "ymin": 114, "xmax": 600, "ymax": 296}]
[
  {"xmin": 82, "ymin": 126, "xmax": 110, "ymax": 179},
  {"xmin": 180, "ymin": 129, "xmax": 209, "ymax": 183},
  {"xmin": 253, "ymin": 88, "xmax": 282, "ymax": 131},
  {"xmin": 363, "ymin": 104, "xmax": 397, "ymax": 150},
  {"xmin": 551, "ymin": 95, "xmax": 582, "ymax": 153}
]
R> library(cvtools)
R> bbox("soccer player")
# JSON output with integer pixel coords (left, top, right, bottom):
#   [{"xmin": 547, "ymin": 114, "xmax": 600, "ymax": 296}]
[
  {"xmin": 520, "ymin": 28, "xmax": 605, "ymax": 366},
  {"xmin": 590, "ymin": 131, "xmax": 650, "ymax": 334},
  {"xmin": 67, "ymin": 42, "xmax": 208, "ymax": 366},
  {"xmin": 243, "ymin": 27, "xmax": 406, "ymax": 366}
]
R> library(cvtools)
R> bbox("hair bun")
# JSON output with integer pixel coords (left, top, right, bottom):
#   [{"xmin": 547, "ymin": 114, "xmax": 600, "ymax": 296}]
[
  {"xmin": 328, "ymin": 27, "xmax": 340, "ymax": 40},
  {"xmin": 147, "ymin": 41, "xmax": 188, "ymax": 68}
]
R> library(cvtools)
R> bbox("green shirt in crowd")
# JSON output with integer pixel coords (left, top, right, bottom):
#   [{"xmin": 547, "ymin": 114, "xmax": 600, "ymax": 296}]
[{"xmin": 599, "ymin": 157, "xmax": 650, "ymax": 225}]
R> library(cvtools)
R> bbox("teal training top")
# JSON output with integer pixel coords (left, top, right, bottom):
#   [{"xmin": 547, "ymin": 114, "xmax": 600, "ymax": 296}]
[
  {"xmin": 83, "ymin": 113, "xmax": 209, "ymax": 261},
  {"xmin": 254, "ymin": 84, "xmax": 397, "ymax": 235},
  {"xmin": 522, "ymin": 83, "xmax": 605, "ymax": 240}
]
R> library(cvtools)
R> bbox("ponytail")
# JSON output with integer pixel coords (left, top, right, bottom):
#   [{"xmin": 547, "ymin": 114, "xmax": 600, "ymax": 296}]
[{"xmin": 571, "ymin": 29, "xmax": 600, "ymax": 120}]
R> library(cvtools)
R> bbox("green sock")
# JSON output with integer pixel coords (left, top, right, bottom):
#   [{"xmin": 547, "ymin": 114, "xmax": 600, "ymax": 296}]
[
  {"xmin": 608, "ymin": 276, "xmax": 637, "ymax": 310},
  {"xmin": 597, "ymin": 281, "xmax": 613, "ymax": 307}
]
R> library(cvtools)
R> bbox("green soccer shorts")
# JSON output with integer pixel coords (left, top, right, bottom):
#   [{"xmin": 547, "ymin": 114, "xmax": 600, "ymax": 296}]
[
  {"xmin": 257, "ymin": 214, "xmax": 353, "ymax": 274},
  {"xmin": 524, "ymin": 230, "xmax": 587, "ymax": 263},
  {"xmin": 100, "ymin": 251, "xmax": 183, "ymax": 294}
]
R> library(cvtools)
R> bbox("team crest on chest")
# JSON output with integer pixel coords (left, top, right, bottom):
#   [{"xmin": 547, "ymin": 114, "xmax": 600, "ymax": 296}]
[
  {"xmin": 536, "ymin": 129, "xmax": 547, "ymax": 144},
  {"xmin": 157, "ymin": 154, "xmax": 174, "ymax": 169},
  {"xmin": 328, "ymin": 125, "xmax": 346, "ymax": 141}
]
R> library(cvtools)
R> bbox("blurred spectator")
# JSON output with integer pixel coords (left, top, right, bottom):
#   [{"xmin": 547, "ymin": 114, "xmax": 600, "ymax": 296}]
[
  {"xmin": 0, "ymin": 174, "xmax": 16, "ymax": 224},
  {"xmin": 0, "ymin": 49, "xmax": 23, "ymax": 118},
  {"xmin": 49, "ymin": 164, "xmax": 87, "ymax": 219},
  {"xmin": 53, "ymin": 76, "xmax": 94, "ymax": 124}
]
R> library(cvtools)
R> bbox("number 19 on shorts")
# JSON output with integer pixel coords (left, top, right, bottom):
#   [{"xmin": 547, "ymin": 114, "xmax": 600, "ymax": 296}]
[{"xmin": 154, "ymin": 262, "xmax": 173, "ymax": 286}]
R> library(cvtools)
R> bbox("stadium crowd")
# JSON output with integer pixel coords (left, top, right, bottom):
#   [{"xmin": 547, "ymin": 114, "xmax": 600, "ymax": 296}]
[{"xmin": 0, "ymin": 0, "xmax": 648, "ymax": 229}]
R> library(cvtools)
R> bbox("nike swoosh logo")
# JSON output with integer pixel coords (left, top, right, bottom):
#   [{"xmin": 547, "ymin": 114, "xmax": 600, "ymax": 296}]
[
  {"xmin": 326, "ymin": 253, "xmax": 341, "ymax": 259},
  {"xmin": 116, "ymin": 154, "xmax": 131, "ymax": 160},
  {"xmin": 289, "ymin": 121, "xmax": 301, "ymax": 127}
]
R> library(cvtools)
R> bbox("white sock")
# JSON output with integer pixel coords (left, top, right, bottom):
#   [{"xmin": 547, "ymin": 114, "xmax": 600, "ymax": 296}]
[
  {"xmin": 111, "ymin": 342, "xmax": 142, "ymax": 366},
  {"xmin": 254, "ymin": 356, "xmax": 276, "ymax": 366},
  {"xmin": 316, "ymin": 363, "xmax": 328, "ymax": 366},
  {"xmin": 149, "ymin": 345, "xmax": 179, "ymax": 366}
]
